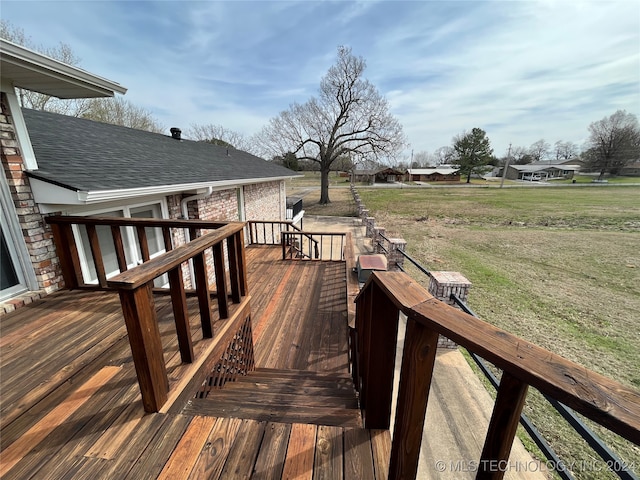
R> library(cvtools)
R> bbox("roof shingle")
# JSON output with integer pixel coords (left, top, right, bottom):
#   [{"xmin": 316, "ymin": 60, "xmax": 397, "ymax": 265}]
[{"xmin": 22, "ymin": 108, "xmax": 295, "ymax": 192}]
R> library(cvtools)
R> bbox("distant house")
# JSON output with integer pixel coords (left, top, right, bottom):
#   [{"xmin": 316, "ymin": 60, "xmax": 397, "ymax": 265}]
[
  {"xmin": 350, "ymin": 167, "xmax": 405, "ymax": 184},
  {"xmin": 504, "ymin": 163, "xmax": 580, "ymax": 181},
  {"xmin": 0, "ymin": 39, "xmax": 296, "ymax": 307},
  {"xmin": 620, "ymin": 162, "xmax": 640, "ymax": 176},
  {"xmin": 406, "ymin": 167, "xmax": 460, "ymax": 182}
]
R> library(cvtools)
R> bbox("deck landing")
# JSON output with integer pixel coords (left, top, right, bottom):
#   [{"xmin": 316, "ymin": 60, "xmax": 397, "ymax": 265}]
[{"xmin": 0, "ymin": 246, "xmax": 390, "ymax": 479}]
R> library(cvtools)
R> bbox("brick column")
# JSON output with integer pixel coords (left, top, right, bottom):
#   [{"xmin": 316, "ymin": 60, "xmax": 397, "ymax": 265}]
[
  {"xmin": 372, "ymin": 226, "xmax": 386, "ymax": 254},
  {"xmin": 386, "ymin": 238, "xmax": 406, "ymax": 271},
  {"xmin": 428, "ymin": 271, "xmax": 472, "ymax": 348},
  {"xmin": 365, "ymin": 216, "xmax": 375, "ymax": 237}
]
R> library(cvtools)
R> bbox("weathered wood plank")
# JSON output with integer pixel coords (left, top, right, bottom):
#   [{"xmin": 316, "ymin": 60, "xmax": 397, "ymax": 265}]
[
  {"xmin": 211, "ymin": 243, "xmax": 228, "ymax": 321},
  {"xmin": 168, "ymin": 266, "xmax": 194, "ymax": 363},
  {"xmin": 192, "ymin": 250, "xmax": 214, "ymax": 335},
  {"xmin": 157, "ymin": 415, "xmax": 217, "ymax": 480},
  {"xmin": 84, "ymin": 402, "xmax": 146, "ymax": 459},
  {"xmin": 0, "ymin": 366, "xmax": 121, "ymax": 477},
  {"xmin": 2, "ymin": 367, "xmax": 137, "ymax": 480},
  {"xmin": 252, "ymin": 422, "xmax": 292, "ymax": 480},
  {"xmin": 111, "ymin": 225, "xmax": 128, "ymax": 272},
  {"xmin": 370, "ymin": 429, "xmax": 391, "ymax": 480},
  {"xmin": 388, "ymin": 317, "xmax": 439, "ymax": 480},
  {"xmin": 314, "ymin": 425, "xmax": 343, "ymax": 480},
  {"xmin": 85, "ymin": 224, "xmax": 108, "ymax": 288},
  {"xmin": 48, "ymin": 222, "xmax": 81, "ymax": 288},
  {"xmin": 136, "ymin": 225, "xmax": 151, "ymax": 262},
  {"xmin": 219, "ymin": 419, "xmax": 266, "ymax": 478},
  {"xmin": 281, "ymin": 423, "xmax": 317, "ymax": 480},
  {"xmin": 188, "ymin": 417, "xmax": 242, "ymax": 480},
  {"xmin": 477, "ymin": 371, "xmax": 529, "ymax": 480},
  {"xmin": 344, "ymin": 427, "xmax": 375, "ymax": 480},
  {"xmin": 363, "ymin": 281, "xmax": 399, "ymax": 429},
  {"xmin": 123, "ymin": 414, "xmax": 192, "ymax": 480},
  {"xmin": 184, "ymin": 398, "xmax": 362, "ymax": 428},
  {"xmin": 118, "ymin": 284, "xmax": 168, "ymax": 413}
]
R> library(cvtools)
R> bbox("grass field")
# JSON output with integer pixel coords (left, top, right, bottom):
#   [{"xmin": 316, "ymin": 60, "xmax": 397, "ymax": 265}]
[{"xmin": 290, "ymin": 180, "xmax": 640, "ymax": 478}]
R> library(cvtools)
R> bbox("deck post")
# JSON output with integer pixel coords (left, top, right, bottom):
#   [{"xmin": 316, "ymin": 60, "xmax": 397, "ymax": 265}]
[
  {"xmin": 476, "ymin": 371, "xmax": 529, "ymax": 480},
  {"xmin": 193, "ymin": 250, "xmax": 215, "ymax": 334},
  {"xmin": 49, "ymin": 222, "xmax": 81, "ymax": 289},
  {"xmin": 363, "ymin": 281, "xmax": 400, "ymax": 429},
  {"xmin": 168, "ymin": 266, "xmax": 194, "ymax": 363},
  {"xmin": 388, "ymin": 317, "xmax": 440, "ymax": 480},
  {"xmin": 212, "ymin": 243, "xmax": 228, "ymax": 320},
  {"xmin": 227, "ymin": 233, "xmax": 242, "ymax": 303},
  {"xmin": 118, "ymin": 283, "xmax": 169, "ymax": 412},
  {"xmin": 355, "ymin": 283, "xmax": 372, "ymax": 408},
  {"xmin": 235, "ymin": 229, "xmax": 248, "ymax": 296}
]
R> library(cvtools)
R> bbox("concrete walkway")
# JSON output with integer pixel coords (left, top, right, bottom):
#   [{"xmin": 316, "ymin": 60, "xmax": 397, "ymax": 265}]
[{"xmin": 303, "ymin": 215, "xmax": 551, "ymax": 479}]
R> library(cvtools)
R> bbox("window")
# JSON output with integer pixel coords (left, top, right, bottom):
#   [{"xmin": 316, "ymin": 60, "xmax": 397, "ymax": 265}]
[{"xmin": 74, "ymin": 201, "xmax": 167, "ymax": 285}]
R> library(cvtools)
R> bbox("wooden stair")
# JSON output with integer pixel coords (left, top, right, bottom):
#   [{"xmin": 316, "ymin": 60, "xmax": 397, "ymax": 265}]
[{"xmin": 182, "ymin": 368, "xmax": 362, "ymax": 427}]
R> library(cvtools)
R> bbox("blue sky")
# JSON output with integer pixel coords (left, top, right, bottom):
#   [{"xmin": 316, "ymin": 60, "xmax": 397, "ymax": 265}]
[{"xmin": 2, "ymin": 0, "xmax": 639, "ymax": 161}]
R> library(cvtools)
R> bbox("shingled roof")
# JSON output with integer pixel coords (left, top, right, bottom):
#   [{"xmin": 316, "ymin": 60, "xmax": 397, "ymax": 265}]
[{"xmin": 22, "ymin": 108, "xmax": 295, "ymax": 193}]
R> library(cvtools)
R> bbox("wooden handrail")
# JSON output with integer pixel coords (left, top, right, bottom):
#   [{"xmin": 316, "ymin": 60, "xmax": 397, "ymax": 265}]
[
  {"xmin": 281, "ymin": 231, "xmax": 345, "ymax": 261},
  {"xmin": 354, "ymin": 271, "xmax": 640, "ymax": 480},
  {"xmin": 46, "ymin": 216, "xmax": 252, "ymax": 414},
  {"xmin": 47, "ymin": 215, "xmax": 234, "ymax": 229},
  {"xmin": 107, "ymin": 223, "xmax": 244, "ymax": 290}
]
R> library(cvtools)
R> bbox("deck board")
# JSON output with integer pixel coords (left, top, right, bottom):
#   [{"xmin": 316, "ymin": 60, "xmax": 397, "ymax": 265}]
[{"xmin": 0, "ymin": 245, "xmax": 390, "ymax": 479}]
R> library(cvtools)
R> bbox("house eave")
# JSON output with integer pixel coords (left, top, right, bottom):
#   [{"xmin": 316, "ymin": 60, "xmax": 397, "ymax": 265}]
[
  {"xmin": 30, "ymin": 176, "xmax": 295, "ymax": 212},
  {"xmin": 0, "ymin": 38, "xmax": 127, "ymax": 99}
]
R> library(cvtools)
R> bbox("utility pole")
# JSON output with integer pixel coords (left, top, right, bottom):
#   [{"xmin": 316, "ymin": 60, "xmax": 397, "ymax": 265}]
[{"xmin": 500, "ymin": 143, "xmax": 511, "ymax": 189}]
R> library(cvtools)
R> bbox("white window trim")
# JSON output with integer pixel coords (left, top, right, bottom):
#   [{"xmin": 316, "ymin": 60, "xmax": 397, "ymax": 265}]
[{"xmin": 71, "ymin": 199, "xmax": 168, "ymax": 284}]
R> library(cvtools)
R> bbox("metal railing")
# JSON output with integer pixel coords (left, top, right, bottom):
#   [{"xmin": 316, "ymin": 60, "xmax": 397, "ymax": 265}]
[
  {"xmin": 353, "ymin": 272, "xmax": 639, "ymax": 480},
  {"xmin": 368, "ymin": 227, "xmax": 637, "ymax": 479},
  {"xmin": 451, "ymin": 294, "xmax": 638, "ymax": 480}
]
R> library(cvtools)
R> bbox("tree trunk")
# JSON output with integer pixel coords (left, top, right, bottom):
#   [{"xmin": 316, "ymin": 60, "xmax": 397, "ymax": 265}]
[
  {"xmin": 466, "ymin": 171, "xmax": 472, "ymax": 183},
  {"xmin": 319, "ymin": 167, "xmax": 331, "ymax": 204}
]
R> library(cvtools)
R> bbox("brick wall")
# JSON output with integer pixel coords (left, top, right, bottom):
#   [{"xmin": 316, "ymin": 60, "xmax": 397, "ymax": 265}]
[
  {"xmin": 0, "ymin": 93, "xmax": 63, "ymax": 314},
  {"xmin": 243, "ymin": 181, "xmax": 284, "ymax": 220}
]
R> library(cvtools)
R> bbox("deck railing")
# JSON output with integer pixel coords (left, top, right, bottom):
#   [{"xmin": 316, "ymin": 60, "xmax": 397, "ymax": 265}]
[
  {"xmin": 47, "ymin": 216, "xmax": 251, "ymax": 413},
  {"xmin": 353, "ymin": 271, "xmax": 640, "ymax": 480},
  {"xmin": 247, "ymin": 220, "xmax": 343, "ymax": 260},
  {"xmin": 46, "ymin": 216, "xmax": 231, "ymax": 290},
  {"xmin": 281, "ymin": 231, "xmax": 345, "ymax": 261}
]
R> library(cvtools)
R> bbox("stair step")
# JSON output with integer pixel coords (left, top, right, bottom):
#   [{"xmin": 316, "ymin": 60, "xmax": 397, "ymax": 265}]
[
  {"xmin": 190, "ymin": 367, "xmax": 362, "ymax": 427},
  {"xmin": 197, "ymin": 388, "xmax": 358, "ymax": 409},
  {"xmin": 184, "ymin": 397, "xmax": 362, "ymax": 428},
  {"xmin": 220, "ymin": 379, "xmax": 357, "ymax": 398},
  {"xmin": 250, "ymin": 368, "xmax": 353, "ymax": 381}
]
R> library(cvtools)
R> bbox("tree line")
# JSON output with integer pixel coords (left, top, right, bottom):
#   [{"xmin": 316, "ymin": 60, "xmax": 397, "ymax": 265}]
[{"xmin": 3, "ymin": 20, "xmax": 638, "ymax": 202}]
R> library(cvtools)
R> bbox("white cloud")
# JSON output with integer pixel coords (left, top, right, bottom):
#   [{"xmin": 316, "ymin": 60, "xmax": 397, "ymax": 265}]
[{"xmin": 2, "ymin": 0, "xmax": 638, "ymax": 159}]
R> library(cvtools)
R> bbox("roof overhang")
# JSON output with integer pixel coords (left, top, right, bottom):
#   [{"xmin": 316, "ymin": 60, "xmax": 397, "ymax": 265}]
[
  {"xmin": 0, "ymin": 39, "xmax": 127, "ymax": 99},
  {"xmin": 28, "ymin": 175, "xmax": 296, "ymax": 213}
]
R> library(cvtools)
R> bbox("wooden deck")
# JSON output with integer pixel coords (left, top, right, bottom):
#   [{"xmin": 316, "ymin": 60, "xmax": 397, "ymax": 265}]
[{"xmin": 0, "ymin": 246, "xmax": 390, "ymax": 479}]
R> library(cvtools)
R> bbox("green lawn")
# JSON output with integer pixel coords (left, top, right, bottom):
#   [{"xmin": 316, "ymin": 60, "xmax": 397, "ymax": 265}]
[{"xmin": 357, "ymin": 185, "xmax": 640, "ymax": 479}]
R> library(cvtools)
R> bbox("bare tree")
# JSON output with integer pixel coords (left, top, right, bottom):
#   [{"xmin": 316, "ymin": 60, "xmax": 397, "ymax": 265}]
[
  {"xmin": 1, "ymin": 20, "xmax": 88, "ymax": 114},
  {"xmin": 256, "ymin": 46, "xmax": 406, "ymax": 204},
  {"xmin": 187, "ymin": 124, "xmax": 250, "ymax": 150},
  {"xmin": 1, "ymin": 20, "xmax": 162, "ymax": 133},
  {"xmin": 510, "ymin": 146, "xmax": 533, "ymax": 165},
  {"xmin": 81, "ymin": 97, "xmax": 164, "ymax": 133},
  {"xmin": 412, "ymin": 151, "xmax": 432, "ymax": 167},
  {"xmin": 586, "ymin": 110, "xmax": 640, "ymax": 180},
  {"xmin": 434, "ymin": 146, "xmax": 456, "ymax": 165},
  {"xmin": 554, "ymin": 140, "xmax": 578, "ymax": 162},
  {"xmin": 528, "ymin": 139, "xmax": 551, "ymax": 162}
]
